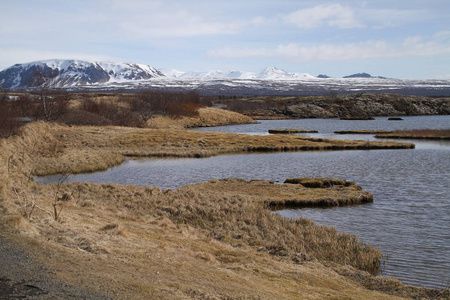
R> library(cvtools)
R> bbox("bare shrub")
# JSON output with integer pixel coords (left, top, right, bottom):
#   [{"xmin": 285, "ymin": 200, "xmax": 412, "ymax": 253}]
[
  {"xmin": 133, "ymin": 91, "xmax": 167, "ymax": 126},
  {"xmin": 82, "ymin": 98, "xmax": 140, "ymax": 127},
  {"xmin": 11, "ymin": 95, "xmax": 38, "ymax": 118},
  {"xmin": 81, "ymin": 98, "xmax": 102, "ymax": 115},
  {"xmin": 0, "ymin": 99, "xmax": 21, "ymax": 138},
  {"xmin": 166, "ymin": 102, "xmax": 202, "ymax": 118},
  {"xmin": 59, "ymin": 109, "xmax": 113, "ymax": 126},
  {"xmin": 31, "ymin": 92, "xmax": 71, "ymax": 122}
]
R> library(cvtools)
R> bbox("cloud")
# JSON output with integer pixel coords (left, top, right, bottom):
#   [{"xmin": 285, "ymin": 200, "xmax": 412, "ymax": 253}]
[
  {"xmin": 433, "ymin": 31, "xmax": 450, "ymax": 40},
  {"xmin": 208, "ymin": 33, "xmax": 450, "ymax": 63},
  {"xmin": 0, "ymin": 0, "xmax": 249, "ymax": 43},
  {"xmin": 280, "ymin": 4, "xmax": 425, "ymax": 30},
  {"xmin": 94, "ymin": 0, "xmax": 247, "ymax": 38},
  {"xmin": 362, "ymin": 8, "xmax": 424, "ymax": 29},
  {"xmin": 283, "ymin": 3, "xmax": 365, "ymax": 29},
  {"xmin": 403, "ymin": 36, "xmax": 423, "ymax": 47}
]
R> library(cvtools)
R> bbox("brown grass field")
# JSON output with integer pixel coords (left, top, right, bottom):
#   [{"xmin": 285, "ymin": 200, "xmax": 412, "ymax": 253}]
[
  {"xmin": 335, "ymin": 130, "xmax": 392, "ymax": 134},
  {"xmin": 375, "ymin": 129, "xmax": 450, "ymax": 140},
  {"xmin": 268, "ymin": 129, "xmax": 319, "ymax": 134},
  {"xmin": 334, "ymin": 129, "xmax": 450, "ymax": 139},
  {"xmin": 0, "ymin": 116, "xmax": 447, "ymax": 299}
]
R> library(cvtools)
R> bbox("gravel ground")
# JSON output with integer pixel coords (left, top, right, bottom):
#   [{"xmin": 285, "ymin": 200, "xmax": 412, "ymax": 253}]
[{"xmin": 0, "ymin": 234, "xmax": 110, "ymax": 299}]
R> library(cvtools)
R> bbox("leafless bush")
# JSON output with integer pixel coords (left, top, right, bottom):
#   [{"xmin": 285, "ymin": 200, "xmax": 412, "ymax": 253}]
[
  {"xmin": 60, "ymin": 109, "xmax": 113, "ymax": 126},
  {"xmin": 81, "ymin": 98, "xmax": 102, "ymax": 115},
  {"xmin": 0, "ymin": 99, "xmax": 21, "ymax": 138},
  {"xmin": 166, "ymin": 102, "xmax": 202, "ymax": 118},
  {"xmin": 35, "ymin": 92, "xmax": 71, "ymax": 122}
]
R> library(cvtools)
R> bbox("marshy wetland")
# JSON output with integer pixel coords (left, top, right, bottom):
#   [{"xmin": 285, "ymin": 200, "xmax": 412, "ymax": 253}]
[
  {"xmin": 2, "ymin": 109, "xmax": 449, "ymax": 299},
  {"xmin": 35, "ymin": 116, "xmax": 450, "ymax": 291}
]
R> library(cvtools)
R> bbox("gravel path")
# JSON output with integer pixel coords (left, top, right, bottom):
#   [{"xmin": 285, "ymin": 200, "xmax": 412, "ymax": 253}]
[{"xmin": 0, "ymin": 234, "xmax": 110, "ymax": 299}]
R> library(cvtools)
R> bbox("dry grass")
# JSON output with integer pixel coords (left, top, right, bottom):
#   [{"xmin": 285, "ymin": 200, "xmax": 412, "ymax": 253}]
[
  {"xmin": 145, "ymin": 107, "xmax": 257, "ymax": 129},
  {"xmin": 0, "ymin": 121, "xmax": 445, "ymax": 299},
  {"xmin": 376, "ymin": 129, "xmax": 450, "ymax": 140},
  {"xmin": 335, "ymin": 130, "xmax": 392, "ymax": 134},
  {"xmin": 198, "ymin": 178, "xmax": 373, "ymax": 209},
  {"xmin": 268, "ymin": 129, "xmax": 319, "ymax": 134}
]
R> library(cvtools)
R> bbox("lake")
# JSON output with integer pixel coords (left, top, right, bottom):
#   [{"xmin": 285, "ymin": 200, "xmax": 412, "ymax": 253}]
[{"xmin": 36, "ymin": 115, "xmax": 450, "ymax": 289}]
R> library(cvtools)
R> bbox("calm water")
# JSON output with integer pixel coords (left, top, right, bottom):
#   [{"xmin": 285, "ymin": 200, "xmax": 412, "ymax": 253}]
[{"xmin": 37, "ymin": 116, "xmax": 450, "ymax": 289}]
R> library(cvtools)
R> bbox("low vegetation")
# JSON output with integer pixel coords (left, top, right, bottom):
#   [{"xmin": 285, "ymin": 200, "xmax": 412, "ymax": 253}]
[
  {"xmin": 376, "ymin": 129, "xmax": 450, "ymax": 140},
  {"xmin": 199, "ymin": 178, "xmax": 374, "ymax": 209},
  {"xmin": 0, "ymin": 91, "xmax": 255, "ymax": 138},
  {"xmin": 268, "ymin": 129, "xmax": 318, "ymax": 134},
  {"xmin": 333, "ymin": 129, "xmax": 450, "ymax": 139},
  {"xmin": 335, "ymin": 130, "xmax": 391, "ymax": 134},
  {"xmin": 340, "ymin": 116, "xmax": 375, "ymax": 120}
]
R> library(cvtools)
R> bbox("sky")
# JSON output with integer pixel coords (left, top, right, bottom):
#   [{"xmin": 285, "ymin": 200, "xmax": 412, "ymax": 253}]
[{"xmin": 1, "ymin": 0, "xmax": 449, "ymax": 79}]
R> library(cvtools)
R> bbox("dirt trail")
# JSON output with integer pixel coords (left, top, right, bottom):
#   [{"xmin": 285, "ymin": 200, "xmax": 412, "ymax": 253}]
[{"xmin": 0, "ymin": 235, "xmax": 109, "ymax": 299}]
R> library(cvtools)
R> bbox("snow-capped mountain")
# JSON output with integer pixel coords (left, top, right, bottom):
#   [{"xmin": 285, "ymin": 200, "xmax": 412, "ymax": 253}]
[
  {"xmin": 157, "ymin": 68, "xmax": 185, "ymax": 78},
  {"xmin": 159, "ymin": 66, "xmax": 315, "ymax": 80},
  {"xmin": 0, "ymin": 59, "xmax": 165, "ymax": 88}
]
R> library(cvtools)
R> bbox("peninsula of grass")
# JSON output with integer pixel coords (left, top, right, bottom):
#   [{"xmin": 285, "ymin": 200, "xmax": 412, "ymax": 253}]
[
  {"xmin": 197, "ymin": 178, "xmax": 373, "ymax": 209},
  {"xmin": 334, "ymin": 130, "xmax": 392, "ymax": 134},
  {"xmin": 268, "ymin": 129, "xmax": 319, "ymax": 134},
  {"xmin": 375, "ymin": 129, "xmax": 450, "ymax": 140},
  {"xmin": 22, "ymin": 122, "xmax": 414, "ymax": 176}
]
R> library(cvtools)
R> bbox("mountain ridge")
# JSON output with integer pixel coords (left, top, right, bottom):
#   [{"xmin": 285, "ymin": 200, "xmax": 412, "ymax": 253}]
[
  {"xmin": 1, "ymin": 59, "xmax": 449, "ymax": 97},
  {"xmin": 0, "ymin": 59, "xmax": 164, "ymax": 88},
  {"xmin": 0, "ymin": 59, "xmax": 390, "ymax": 89},
  {"xmin": 158, "ymin": 66, "xmax": 316, "ymax": 80}
]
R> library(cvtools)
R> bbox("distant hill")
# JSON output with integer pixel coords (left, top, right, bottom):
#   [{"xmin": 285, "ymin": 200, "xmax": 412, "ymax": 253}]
[{"xmin": 343, "ymin": 72, "xmax": 386, "ymax": 79}]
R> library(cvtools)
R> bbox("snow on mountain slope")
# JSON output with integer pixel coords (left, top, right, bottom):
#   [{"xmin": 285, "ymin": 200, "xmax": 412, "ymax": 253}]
[
  {"xmin": 256, "ymin": 66, "xmax": 316, "ymax": 80},
  {"xmin": 160, "ymin": 66, "xmax": 315, "ymax": 80},
  {"xmin": 158, "ymin": 68, "xmax": 185, "ymax": 78},
  {"xmin": 0, "ymin": 59, "xmax": 165, "ymax": 88},
  {"xmin": 256, "ymin": 66, "xmax": 288, "ymax": 79}
]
